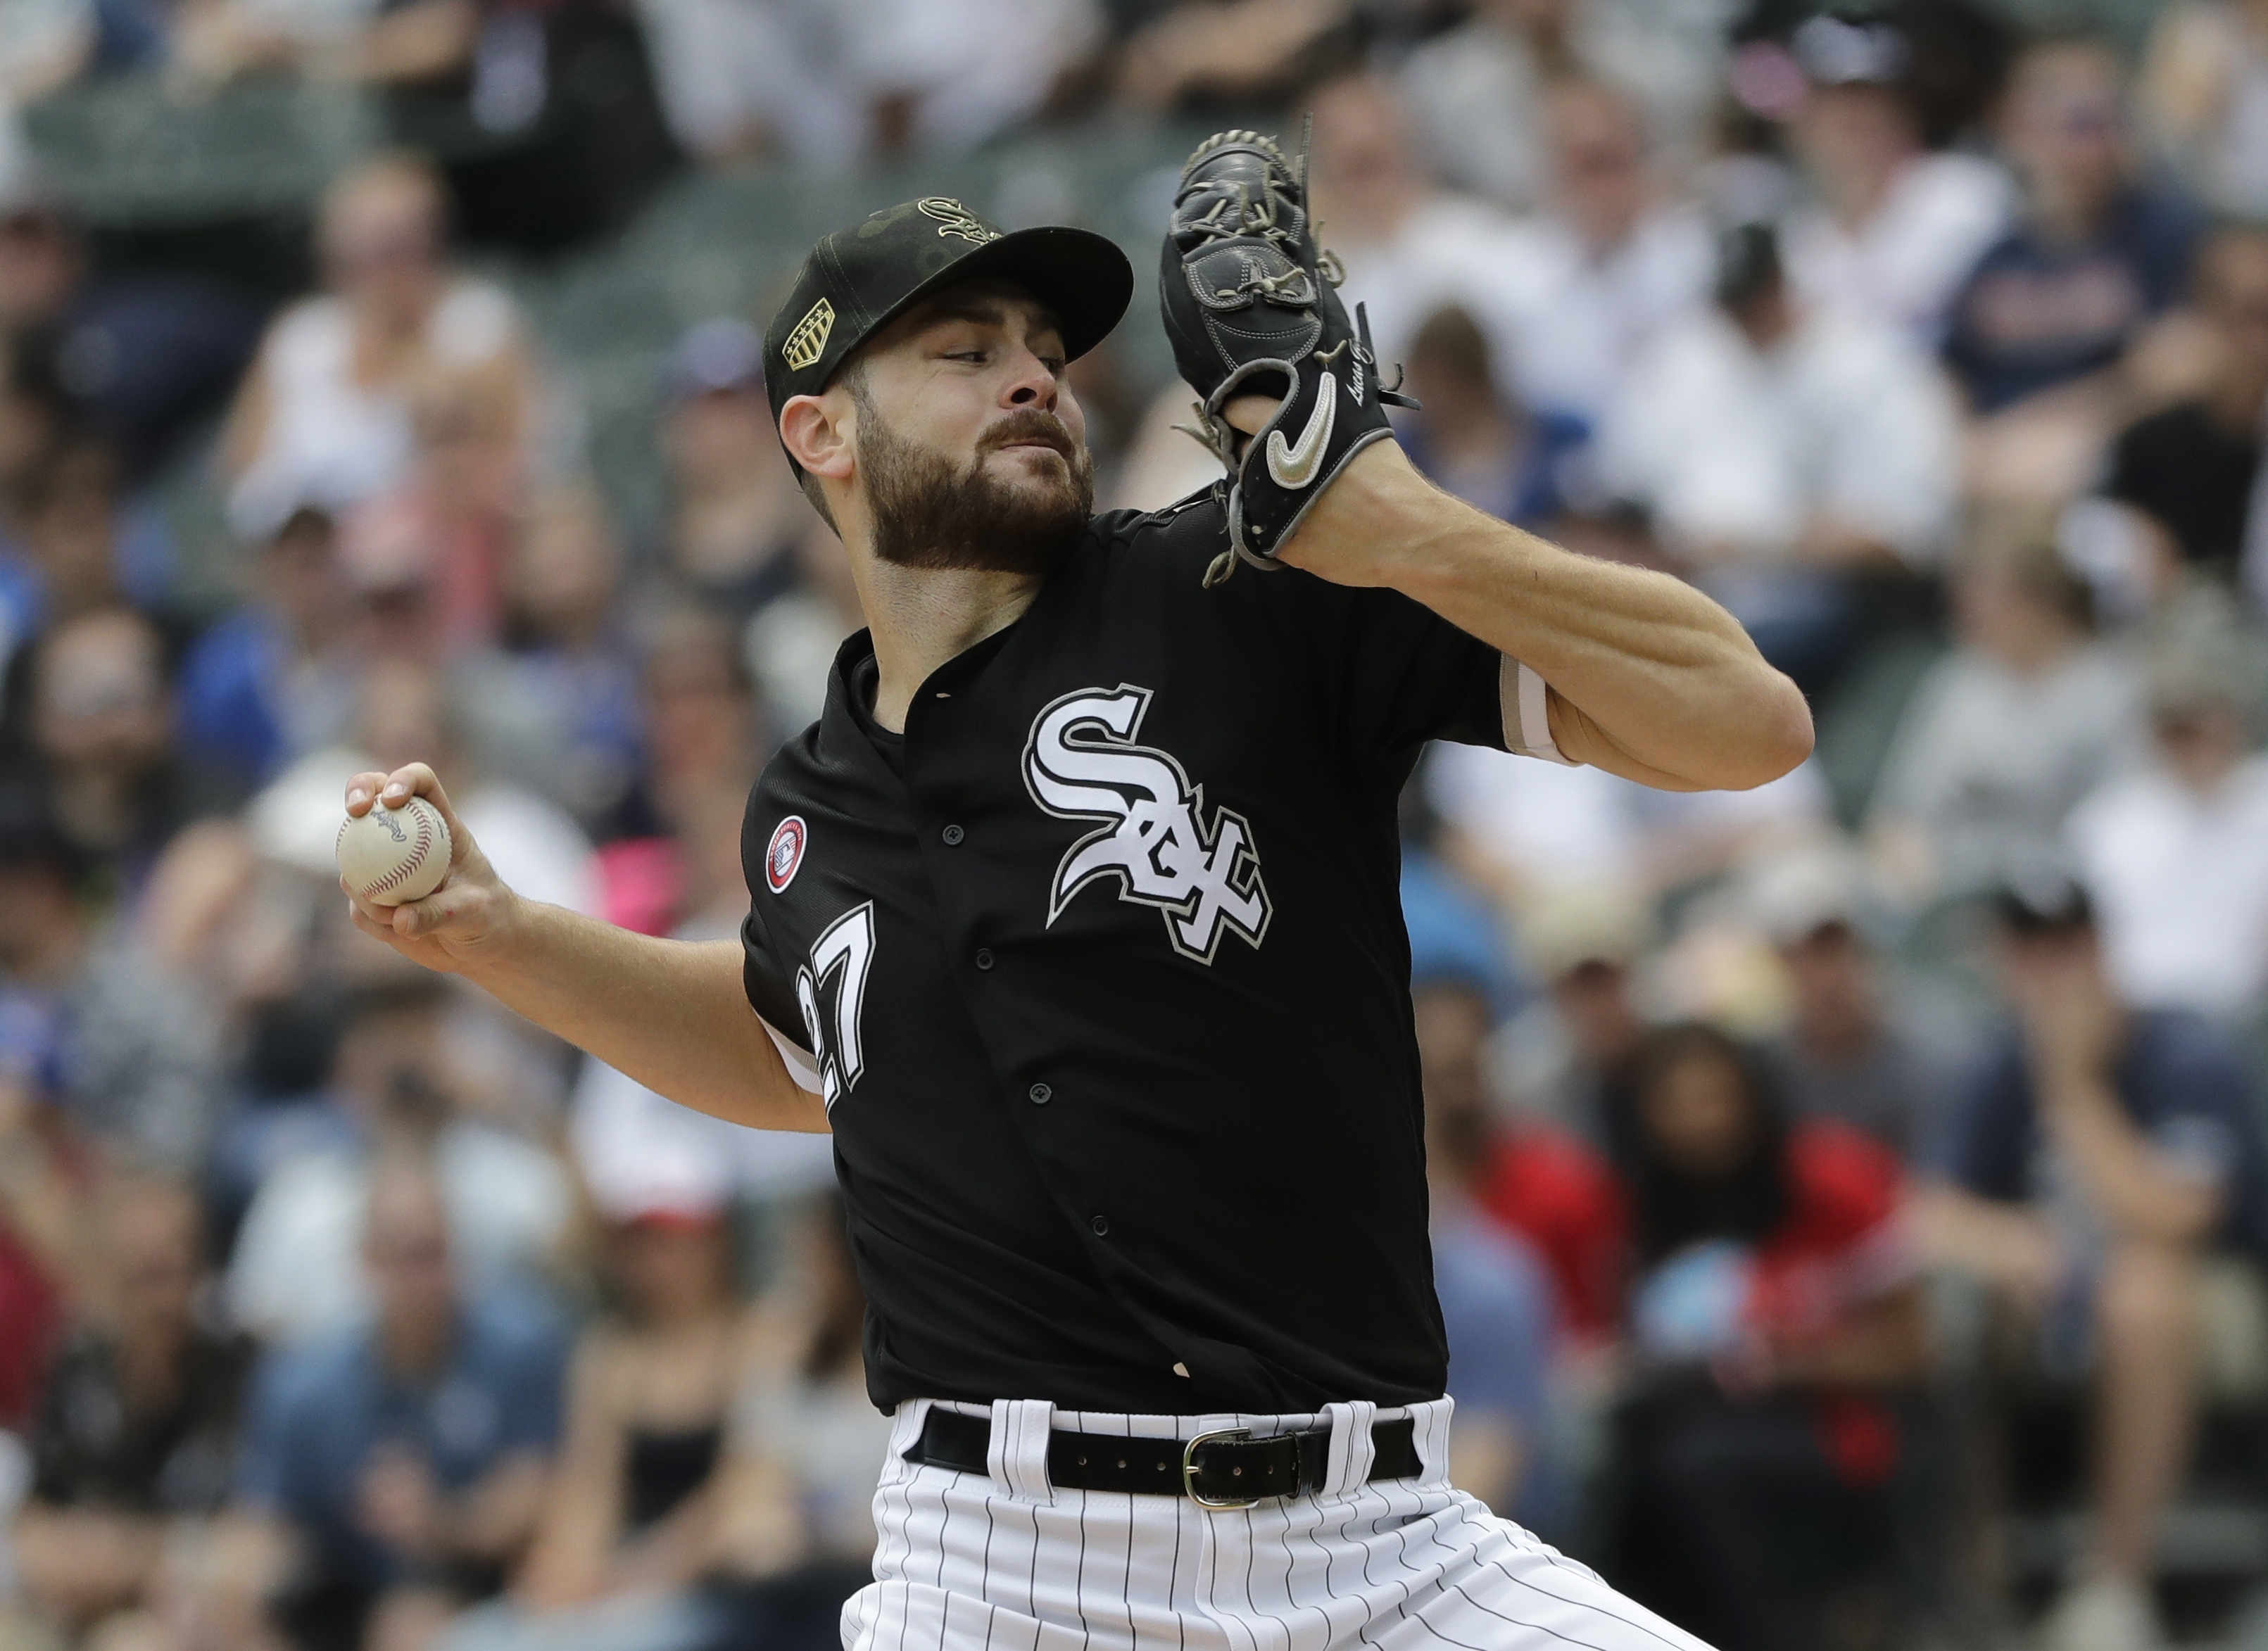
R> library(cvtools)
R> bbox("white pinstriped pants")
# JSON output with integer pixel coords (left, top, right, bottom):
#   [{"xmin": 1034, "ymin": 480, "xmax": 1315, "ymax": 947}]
[{"xmin": 843, "ymin": 1396, "xmax": 1716, "ymax": 1651}]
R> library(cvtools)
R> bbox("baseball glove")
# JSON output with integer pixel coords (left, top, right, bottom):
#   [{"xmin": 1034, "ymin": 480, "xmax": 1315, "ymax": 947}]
[{"xmin": 1159, "ymin": 125, "xmax": 1418, "ymax": 586}]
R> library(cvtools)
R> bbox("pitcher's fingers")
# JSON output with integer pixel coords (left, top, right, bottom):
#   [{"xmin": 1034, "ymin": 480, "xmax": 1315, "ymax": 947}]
[
  {"xmin": 347, "ymin": 900, "xmax": 404, "ymax": 946},
  {"xmin": 389, "ymin": 891, "xmax": 453, "ymax": 940},
  {"xmin": 344, "ymin": 771, "xmax": 393, "ymax": 818},
  {"xmin": 344, "ymin": 883, "xmax": 428, "ymax": 937},
  {"xmin": 375, "ymin": 763, "xmax": 472, "ymax": 863}
]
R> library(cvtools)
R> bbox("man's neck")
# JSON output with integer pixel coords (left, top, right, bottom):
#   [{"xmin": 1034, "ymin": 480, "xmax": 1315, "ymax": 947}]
[{"xmin": 857, "ymin": 560, "xmax": 1049, "ymax": 733}]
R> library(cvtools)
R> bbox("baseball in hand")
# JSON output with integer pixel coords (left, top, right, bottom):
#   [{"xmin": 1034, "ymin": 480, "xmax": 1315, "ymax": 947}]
[{"xmin": 337, "ymin": 796, "xmax": 453, "ymax": 906}]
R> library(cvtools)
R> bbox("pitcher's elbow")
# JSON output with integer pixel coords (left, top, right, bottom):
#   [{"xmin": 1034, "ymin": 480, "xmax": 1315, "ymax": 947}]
[{"xmin": 1721, "ymin": 670, "xmax": 1814, "ymax": 790}]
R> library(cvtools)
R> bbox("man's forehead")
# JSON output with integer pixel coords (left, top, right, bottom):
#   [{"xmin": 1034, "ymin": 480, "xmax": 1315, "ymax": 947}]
[{"xmin": 888, "ymin": 279, "xmax": 1064, "ymax": 345}]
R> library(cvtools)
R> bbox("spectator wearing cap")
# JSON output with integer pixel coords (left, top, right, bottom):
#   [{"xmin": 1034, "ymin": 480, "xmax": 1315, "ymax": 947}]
[
  {"xmin": 1915, "ymin": 873, "xmax": 2268, "ymax": 1651},
  {"xmin": 1749, "ymin": 842, "xmax": 1950, "ymax": 1157},
  {"xmin": 2068, "ymin": 633, "xmax": 2268, "ymax": 1023},
  {"xmin": 0, "ymin": 777, "xmax": 220, "ymax": 1172},
  {"xmin": 2094, "ymin": 223, "xmax": 2268, "ymax": 597},
  {"xmin": 1779, "ymin": 13, "xmax": 2016, "ymax": 344},
  {"xmin": 1868, "ymin": 509, "xmax": 2145, "ymax": 906},
  {"xmin": 1597, "ymin": 219, "xmax": 1961, "ymax": 698},
  {"xmin": 1404, "ymin": 856, "xmax": 1561, "ymax": 1532},
  {"xmin": 1943, "ymin": 34, "xmax": 2203, "ymax": 502},
  {"xmin": 13, "ymin": 1172, "xmax": 254, "ymax": 1645},
  {"xmin": 229, "ymin": 1151, "xmax": 567, "ymax": 1651},
  {"xmin": 1595, "ymin": 1022, "xmax": 1926, "ymax": 1651}
]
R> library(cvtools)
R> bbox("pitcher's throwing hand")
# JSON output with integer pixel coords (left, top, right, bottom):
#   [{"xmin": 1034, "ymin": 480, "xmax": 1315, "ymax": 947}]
[{"xmin": 339, "ymin": 765, "xmax": 516, "ymax": 975}]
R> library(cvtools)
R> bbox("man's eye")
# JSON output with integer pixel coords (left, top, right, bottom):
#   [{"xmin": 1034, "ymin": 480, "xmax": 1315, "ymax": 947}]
[
  {"xmin": 945, "ymin": 349, "xmax": 987, "ymax": 363},
  {"xmin": 1040, "ymin": 358, "xmax": 1067, "ymax": 375}
]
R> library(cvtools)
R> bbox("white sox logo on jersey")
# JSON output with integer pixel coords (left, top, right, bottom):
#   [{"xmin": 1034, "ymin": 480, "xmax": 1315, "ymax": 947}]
[{"xmin": 1022, "ymin": 685, "xmax": 1270, "ymax": 964}]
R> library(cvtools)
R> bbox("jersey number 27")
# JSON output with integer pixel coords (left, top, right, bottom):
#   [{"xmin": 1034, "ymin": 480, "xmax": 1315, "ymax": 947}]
[{"xmin": 796, "ymin": 902, "xmax": 875, "ymax": 1109}]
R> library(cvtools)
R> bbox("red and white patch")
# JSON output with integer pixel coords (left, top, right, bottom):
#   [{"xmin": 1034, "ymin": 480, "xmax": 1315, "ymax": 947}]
[{"xmin": 764, "ymin": 815, "xmax": 808, "ymax": 894}]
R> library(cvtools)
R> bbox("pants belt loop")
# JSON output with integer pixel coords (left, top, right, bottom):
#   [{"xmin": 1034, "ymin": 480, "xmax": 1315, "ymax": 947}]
[
  {"xmin": 1414, "ymin": 1396, "xmax": 1455, "ymax": 1486},
  {"xmin": 1318, "ymin": 1399, "xmax": 1379, "ymax": 1500},
  {"xmin": 988, "ymin": 1398, "xmax": 1057, "ymax": 1505},
  {"xmin": 887, "ymin": 1398, "xmax": 934, "ymax": 1470}
]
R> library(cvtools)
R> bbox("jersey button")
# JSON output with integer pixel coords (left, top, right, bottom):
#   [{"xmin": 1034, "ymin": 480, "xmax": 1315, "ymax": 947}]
[
  {"xmin": 974, "ymin": 948, "xmax": 995, "ymax": 970},
  {"xmin": 1090, "ymin": 1215, "xmax": 1109, "ymax": 1236},
  {"xmin": 1028, "ymin": 1082, "xmax": 1052, "ymax": 1105},
  {"xmin": 942, "ymin": 824, "xmax": 964, "ymax": 846}
]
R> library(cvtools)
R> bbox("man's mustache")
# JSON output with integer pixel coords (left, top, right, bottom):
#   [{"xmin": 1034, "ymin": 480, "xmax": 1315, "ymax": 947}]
[{"xmin": 980, "ymin": 410, "xmax": 1078, "ymax": 462}]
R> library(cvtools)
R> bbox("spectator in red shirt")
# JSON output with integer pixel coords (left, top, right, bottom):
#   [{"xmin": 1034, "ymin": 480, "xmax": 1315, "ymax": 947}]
[
  {"xmin": 1477, "ymin": 887, "xmax": 1649, "ymax": 1346},
  {"xmin": 1594, "ymin": 1022, "xmax": 1929, "ymax": 1651}
]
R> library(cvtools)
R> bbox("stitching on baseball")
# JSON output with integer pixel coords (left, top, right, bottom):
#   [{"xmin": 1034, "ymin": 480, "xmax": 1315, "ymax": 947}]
[{"xmin": 360, "ymin": 810, "xmax": 435, "ymax": 897}]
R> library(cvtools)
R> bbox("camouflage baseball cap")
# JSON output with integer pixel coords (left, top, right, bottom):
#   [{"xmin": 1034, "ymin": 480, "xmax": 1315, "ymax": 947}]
[{"xmin": 763, "ymin": 196, "xmax": 1133, "ymax": 454}]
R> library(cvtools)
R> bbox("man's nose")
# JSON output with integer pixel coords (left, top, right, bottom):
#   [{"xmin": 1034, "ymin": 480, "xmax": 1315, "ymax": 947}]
[{"xmin": 1002, "ymin": 346, "xmax": 1060, "ymax": 410}]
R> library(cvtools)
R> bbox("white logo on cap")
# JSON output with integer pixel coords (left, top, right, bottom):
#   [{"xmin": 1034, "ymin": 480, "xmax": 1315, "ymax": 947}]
[{"xmin": 917, "ymin": 198, "xmax": 1000, "ymax": 246}]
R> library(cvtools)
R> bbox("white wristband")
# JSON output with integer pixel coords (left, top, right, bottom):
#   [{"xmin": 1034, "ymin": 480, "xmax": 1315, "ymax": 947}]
[{"xmin": 1501, "ymin": 657, "xmax": 1577, "ymax": 765}]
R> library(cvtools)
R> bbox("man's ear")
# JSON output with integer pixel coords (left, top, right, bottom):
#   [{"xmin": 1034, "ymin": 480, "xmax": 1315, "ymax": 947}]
[{"xmin": 780, "ymin": 393, "xmax": 855, "ymax": 483}]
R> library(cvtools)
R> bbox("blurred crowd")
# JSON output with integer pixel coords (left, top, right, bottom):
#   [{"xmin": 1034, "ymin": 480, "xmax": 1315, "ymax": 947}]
[{"xmin": 4, "ymin": 2, "xmax": 2268, "ymax": 1651}]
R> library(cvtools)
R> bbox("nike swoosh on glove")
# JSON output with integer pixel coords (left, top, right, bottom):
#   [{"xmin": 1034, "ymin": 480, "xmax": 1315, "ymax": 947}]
[{"xmin": 1157, "ymin": 125, "xmax": 1418, "ymax": 586}]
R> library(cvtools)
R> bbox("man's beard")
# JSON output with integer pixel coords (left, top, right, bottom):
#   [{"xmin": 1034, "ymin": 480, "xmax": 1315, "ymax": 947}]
[{"xmin": 859, "ymin": 403, "xmax": 1094, "ymax": 575}]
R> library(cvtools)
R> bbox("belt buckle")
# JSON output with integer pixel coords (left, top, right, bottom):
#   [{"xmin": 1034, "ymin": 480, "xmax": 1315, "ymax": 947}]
[{"xmin": 1182, "ymin": 1427, "xmax": 1259, "ymax": 1510}]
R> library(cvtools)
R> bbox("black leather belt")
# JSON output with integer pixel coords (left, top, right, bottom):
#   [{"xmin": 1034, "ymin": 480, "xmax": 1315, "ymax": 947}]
[{"xmin": 905, "ymin": 1406, "xmax": 1421, "ymax": 1509}]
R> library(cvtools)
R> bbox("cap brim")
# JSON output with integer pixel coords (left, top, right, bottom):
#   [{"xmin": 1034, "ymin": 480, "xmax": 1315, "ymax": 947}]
[{"xmin": 863, "ymin": 224, "xmax": 1133, "ymax": 367}]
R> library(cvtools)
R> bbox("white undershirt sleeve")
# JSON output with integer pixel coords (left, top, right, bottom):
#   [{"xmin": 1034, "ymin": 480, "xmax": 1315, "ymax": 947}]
[
  {"xmin": 1500, "ymin": 656, "xmax": 1579, "ymax": 765},
  {"xmin": 759, "ymin": 1015, "xmax": 825, "ymax": 1094}
]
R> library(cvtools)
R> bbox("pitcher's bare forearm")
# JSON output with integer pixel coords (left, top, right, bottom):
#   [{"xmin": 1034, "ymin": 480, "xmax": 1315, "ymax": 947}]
[
  {"xmin": 340, "ymin": 763, "xmax": 824, "ymax": 1134},
  {"xmin": 1281, "ymin": 443, "xmax": 1811, "ymax": 790},
  {"xmin": 468, "ymin": 901, "xmax": 824, "ymax": 1133}
]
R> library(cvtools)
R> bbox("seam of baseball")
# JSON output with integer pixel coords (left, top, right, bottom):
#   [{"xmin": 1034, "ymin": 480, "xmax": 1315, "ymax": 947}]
[{"xmin": 362, "ymin": 811, "xmax": 434, "ymax": 897}]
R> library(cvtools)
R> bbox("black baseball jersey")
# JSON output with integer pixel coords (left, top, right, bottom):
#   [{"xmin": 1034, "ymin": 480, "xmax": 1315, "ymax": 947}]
[{"xmin": 739, "ymin": 491, "xmax": 1523, "ymax": 1417}]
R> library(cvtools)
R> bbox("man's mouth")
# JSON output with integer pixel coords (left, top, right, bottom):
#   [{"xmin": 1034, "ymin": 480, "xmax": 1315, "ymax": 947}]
[{"xmin": 983, "ymin": 416, "xmax": 1076, "ymax": 464}]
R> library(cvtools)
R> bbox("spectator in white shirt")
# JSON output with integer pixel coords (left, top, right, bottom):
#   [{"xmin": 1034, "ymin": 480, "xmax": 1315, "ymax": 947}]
[
  {"xmin": 1779, "ymin": 14, "xmax": 2014, "ymax": 343},
  {"xmin": 2069, "ymin": 633, "xmax": 2268, "ymax": 1020},
  {"xmin": 1305, "ymin": 72, "xmax": 1526, "ymax": 382},
  {"xmin": 222, "ymin": 156, "xmax": 539, "ymax": 543},
  {"xmin": 226, "ymin": 974, "xmax": 574, "ymax": 1345},
  {"xmin": 1485, "ymin": 80, "xmax": 1715, "ymax": 426},
  {"xmin": 1397, "ymin": 0, "xmax": 1720, "ymax": 211},
  {"xmin": 1425, "ymin": 738, "xmax": 1832, "ymax": 909},
  {"xmin": 2139, "ymin": 0, "xmax": 2268, "ymax": 220},
  {"xmin": 1599, "ymin": 222, "xmax": 1961, "ymax": 692},
  {"xmin": 1870, "ymin": 513, "xmax": 2146, "ymax": 906}
]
